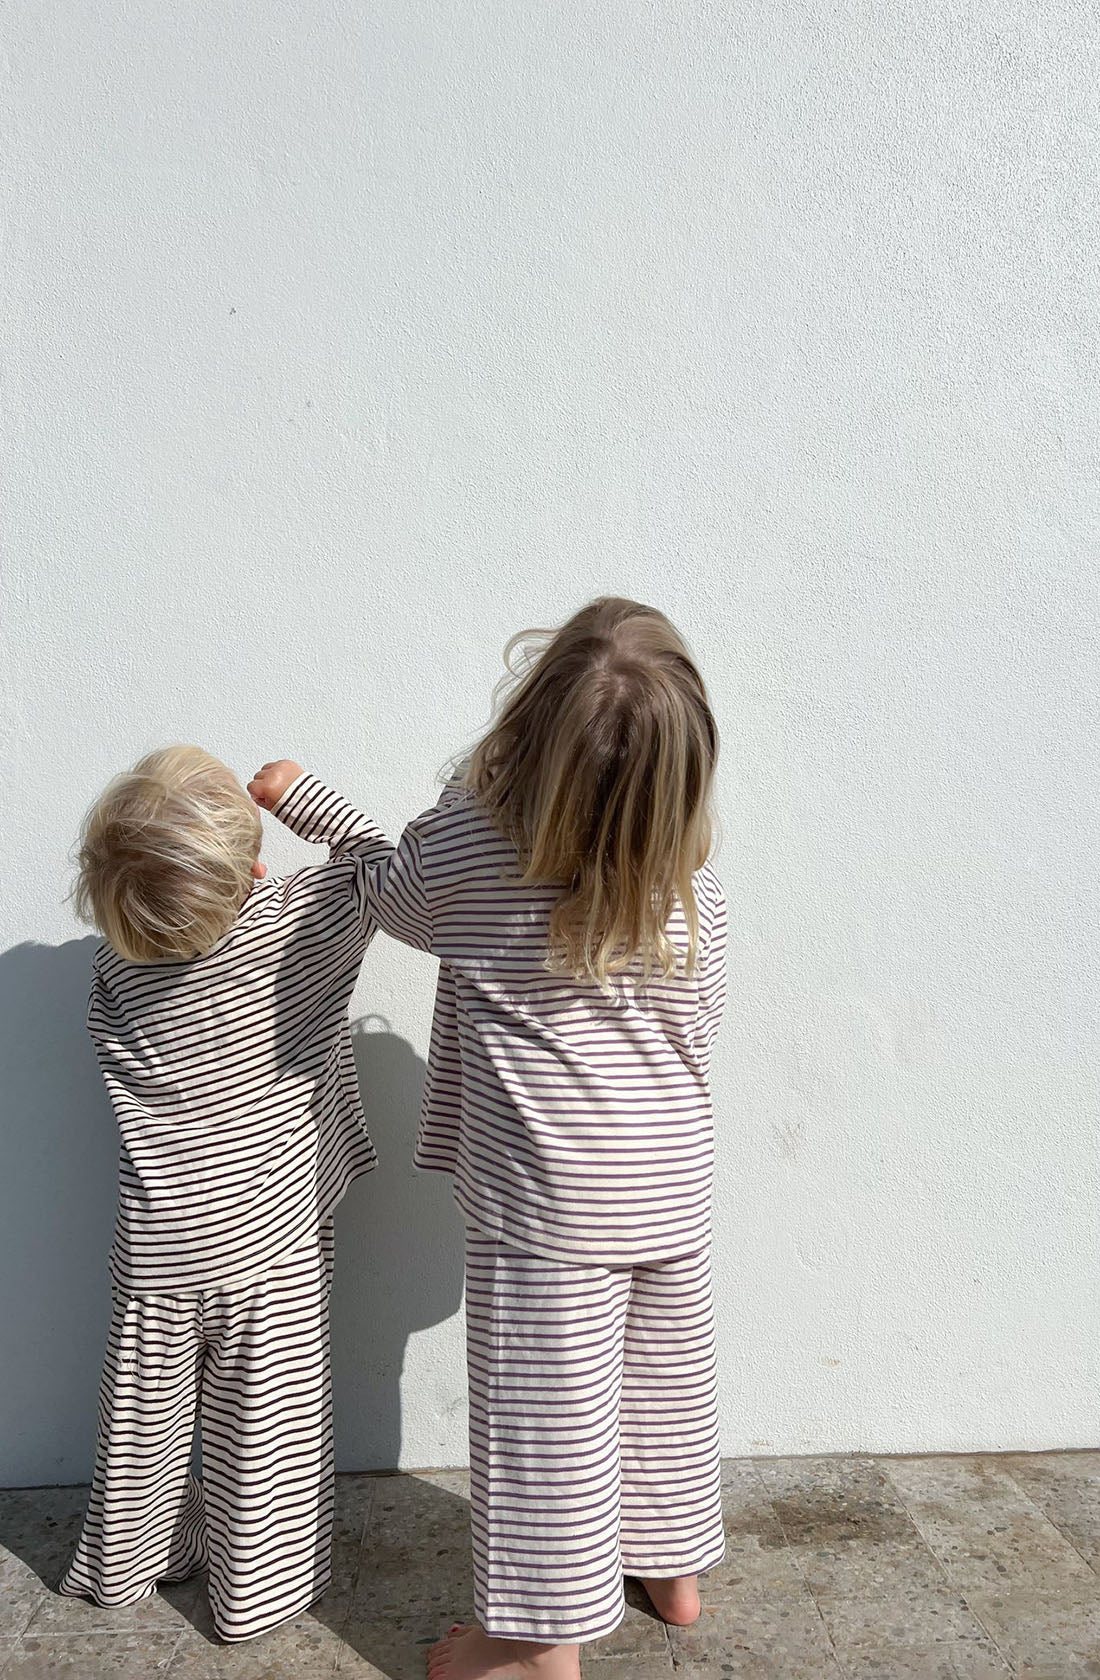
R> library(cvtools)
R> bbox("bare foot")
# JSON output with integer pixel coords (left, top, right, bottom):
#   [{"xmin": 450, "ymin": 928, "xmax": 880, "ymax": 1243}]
[
  {"xmin": 639, "ymin": 1574, "xmax": 701, "ymax": 1626},
  {"xmin": 426, "ymin": 1623, "xmax": 581, "ymax": 1680}
]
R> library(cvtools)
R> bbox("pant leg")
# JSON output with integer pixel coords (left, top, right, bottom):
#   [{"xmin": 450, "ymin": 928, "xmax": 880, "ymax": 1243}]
[
  {"xmin": 60, "ymin": 1289, "xmax": 207, "ymax": 1605},
  {"xmin": 619, "ymin": 1246, "xmax": 725, "ymax": 1578},
  {"xmin": 199, "ymin": 1222, "xmax": 335, "ymax": 1643},
  {"xmin": 465, "ymin": 1224, "xmax": 632, "ymax": 1645}
]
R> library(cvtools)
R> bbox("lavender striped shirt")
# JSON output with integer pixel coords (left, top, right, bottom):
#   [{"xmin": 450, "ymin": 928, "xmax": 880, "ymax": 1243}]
[{"xmin": 355, "ymin": 781, "xmax": 728, "ymax": 1265}]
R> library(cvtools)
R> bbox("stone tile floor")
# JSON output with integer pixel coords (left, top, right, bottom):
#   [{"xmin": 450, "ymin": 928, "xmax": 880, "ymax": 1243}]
[{"xmin": 1, "ymin": 1454, "xmax": 1098, "ymax": 1678}]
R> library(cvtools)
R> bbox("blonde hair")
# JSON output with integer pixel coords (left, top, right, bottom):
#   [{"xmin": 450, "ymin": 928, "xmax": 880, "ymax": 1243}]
[
  {"xmin": 465, "ymin": 597, "xmax": 718, "ymax": 985},
  {"xmin": 75, "ymin": 746, "xmax": 262, "ymax": 962}
]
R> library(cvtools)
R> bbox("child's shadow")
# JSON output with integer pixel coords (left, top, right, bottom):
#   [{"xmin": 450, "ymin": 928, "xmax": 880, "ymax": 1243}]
[
  {"xmin": 0, "ymin": 947, "xmax": 472, "ymax": 1675},
  {"xmin": 317, "ymin": 1016, "xmax": 475, "ymax": 1676},
  {"xmin": 0, "ymin": 938, "xmax": 118, "ymax": 1489},
  {"xmin": 331, "ymin": 1015, "xmax": 466, "ymax": 1471},
  {"xmin": 0, "ymin": 949, "xmax": 468, "ymax": 1488}
]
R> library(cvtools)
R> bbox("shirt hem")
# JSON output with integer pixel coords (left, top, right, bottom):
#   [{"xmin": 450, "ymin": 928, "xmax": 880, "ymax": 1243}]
[
  {"xmin": 108, "ymin": 1153, "xmax": 377, "ymax": 1298},
  {"xmin": 451, "ymin": 1181, "xmax": 712, "ymax": 1267}
]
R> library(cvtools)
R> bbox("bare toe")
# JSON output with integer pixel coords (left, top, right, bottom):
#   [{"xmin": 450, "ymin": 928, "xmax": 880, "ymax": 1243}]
[{"xmin": 427, "ymin": 1634, "xmax": 453, "ymax": 1675}]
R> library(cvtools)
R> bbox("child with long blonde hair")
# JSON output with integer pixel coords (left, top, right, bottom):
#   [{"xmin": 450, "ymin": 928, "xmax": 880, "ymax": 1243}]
[
  {"xmin": 255, "ymin": 597, "xmax": 725, "ymax": 1678},
  {"xmin": 350, "ymin": 595, "xmax": 724, "ymax": 1679}
]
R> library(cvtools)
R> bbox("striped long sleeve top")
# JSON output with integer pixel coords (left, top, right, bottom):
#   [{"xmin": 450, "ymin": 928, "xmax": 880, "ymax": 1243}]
[
  {"xmin": 90, "ymin": 777, "xmax": 394, "ymax": 1296},
  {"xmin": 361, "ymin": 783, "xmax": 728, "ymax": 1265}
]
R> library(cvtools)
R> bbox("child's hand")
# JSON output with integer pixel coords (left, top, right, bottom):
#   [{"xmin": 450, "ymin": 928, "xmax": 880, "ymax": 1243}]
[{"xmin": 248, "ymin": 760, "xmax": 304, "ymax": 810}]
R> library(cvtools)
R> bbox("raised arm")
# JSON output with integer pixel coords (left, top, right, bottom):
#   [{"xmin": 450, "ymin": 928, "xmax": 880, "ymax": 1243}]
[
  {"xmin": 249, "ymin": 760, "xmax": 392, "ymax": 868},
  {"xmin": 361, "ymin": 819, "xmax": 435, "ymax": 952},
  {"xmin": 251, "ymin": 759, "xmax": 445, "ymax": 954}
]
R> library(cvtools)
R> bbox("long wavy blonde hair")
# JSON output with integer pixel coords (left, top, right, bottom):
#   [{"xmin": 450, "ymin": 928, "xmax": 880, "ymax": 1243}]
[
  {"xmin": 75, "ymin": 745, "xmax": 261, "ymax": 962},
  {"xmin": 465, "ymin": 597, "xmax": 718, "ymax": 984}
]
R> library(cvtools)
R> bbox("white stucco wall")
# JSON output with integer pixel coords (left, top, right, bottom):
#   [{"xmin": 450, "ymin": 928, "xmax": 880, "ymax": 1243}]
[{"xmin": 3, "ymin": 1, "xmax": 1098, "ymax": 1485}]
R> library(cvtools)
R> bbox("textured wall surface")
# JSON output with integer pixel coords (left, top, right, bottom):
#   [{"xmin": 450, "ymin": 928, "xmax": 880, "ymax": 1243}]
[{"xmin": 2, "ymin": 1, "xmax": 1098, "ymax": 1484}]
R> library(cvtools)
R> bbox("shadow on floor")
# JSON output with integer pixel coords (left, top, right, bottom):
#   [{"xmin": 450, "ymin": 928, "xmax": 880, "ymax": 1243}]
[
  {"xmin": 313, "ymin": 1471, "xmax": 478, "ymax": 1678},
  {"xmin": 0, "ymin": 1473, "xmax": 478, "ymax": 1676}
]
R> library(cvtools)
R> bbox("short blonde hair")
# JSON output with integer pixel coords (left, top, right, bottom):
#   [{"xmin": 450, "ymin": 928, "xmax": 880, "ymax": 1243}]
[
  {"xmin": 465, "ymin": 597, "xmax": 718, "ymax": 986},
  {"xmin": 75, "ymin": 746, "xmax": 262, "ymax": 962}
]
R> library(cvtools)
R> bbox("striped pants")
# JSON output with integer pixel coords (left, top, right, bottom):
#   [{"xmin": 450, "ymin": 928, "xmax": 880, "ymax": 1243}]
[
  {"xmin": 60, "ymin": 1225, "xmax": 335, "ymax": 1643},
  {"xmin": 465, "ymin": 1226, "xmax": 724, "ymax": 1644}
]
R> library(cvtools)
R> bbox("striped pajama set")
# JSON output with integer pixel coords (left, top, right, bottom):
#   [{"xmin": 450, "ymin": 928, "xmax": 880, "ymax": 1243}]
[
  {"xmin": 62, "ymin": 779, "xmax": 394, "ymax": 1642},
  {"xmin": 361, "ymin": 784, "xmax": 728, "ymax": 1644}
]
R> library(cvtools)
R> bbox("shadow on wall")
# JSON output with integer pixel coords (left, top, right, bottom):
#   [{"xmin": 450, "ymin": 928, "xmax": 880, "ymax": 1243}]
[
  {"xmin": 0, "ymin": 939, "xmax": 117, "ymax": 1488},
  {"xmin": 0, "ymin": 948, "xmax": 464, "ymax": 1488},
  {"xmin": 331, "ymin": 1017, "xmax": 466, "ymax": 1472}
]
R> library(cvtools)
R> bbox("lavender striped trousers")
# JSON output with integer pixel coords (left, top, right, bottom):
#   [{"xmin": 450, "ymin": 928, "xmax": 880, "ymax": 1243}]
[{"xmin": 465, "ymin": 1225, "xmax": 725, "ymax": 1644}]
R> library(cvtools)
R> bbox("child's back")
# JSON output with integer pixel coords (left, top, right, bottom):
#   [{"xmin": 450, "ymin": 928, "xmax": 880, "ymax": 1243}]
[
  {"xmin": 403, "ymin": 785, "xmax": 726, "ymax": 1264},
  {"xmin": 364, "ymin": 598, "xmax": 728, "ymax": 1680},
  {"xmin": 62, "ymin": 749, "xmax": 393, "ymax": 1642},
  {"xmin": 92, "ymin": 814, "xmax": 380, "ymax": 1294}
]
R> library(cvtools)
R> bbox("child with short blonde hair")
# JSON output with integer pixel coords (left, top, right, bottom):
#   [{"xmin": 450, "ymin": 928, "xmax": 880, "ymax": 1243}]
[
  {"xmin": 62, "ymin": 745, "xmax": 394, "ymax": 1642},
  {"xmin": 354, "ymin": 597, "xmax": 727, "ymax": 1680},
  {"xmin": 75, "ymin": 746, "xmax": 264, "ymax": 962}
]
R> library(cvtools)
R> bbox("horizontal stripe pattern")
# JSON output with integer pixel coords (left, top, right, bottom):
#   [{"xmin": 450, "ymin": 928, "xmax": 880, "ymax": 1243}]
[
  {"xmin": 464, "ymin": 1225, "xmax": 725, "ymax": 1643},
  {"xmin": 91, "ymin": 776, "xmax": 392, "ymax": 1294},
  {"xmin": 364, "ymin": 787, "xmax": 728, "ymax": 1265},
  {"xmin": 61, "ymin": 1226, "xmax": 336, "ymax": 1643}
]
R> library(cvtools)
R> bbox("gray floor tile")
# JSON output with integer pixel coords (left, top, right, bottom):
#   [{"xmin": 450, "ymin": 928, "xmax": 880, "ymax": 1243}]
[
  {"xmin": 752, "ymin": 1454, "xmax": 953, "ymax": 1607},
  {"xmin": 759, "ymin": 1455, "xmax": 928, "ymax": 1549},
  {"xmin": 6, "ymin": 1631, "xmax": 179, "ymax": 1676},
  {"xmin": 0, "ymin": 1486, "xmax": 87, "ymax": 1608},
  {"xmin": 835, "ymin": 1657, "xmax": 1009, "ymax": 1679},
  {"xmin": 168, "ymin": 1612, "xmax": 347, "ymax": 1679},
  {"xmin": 334, "ymin": 1617, "xmax": 442, "ymax": 1677},
  {"xmin": 363, "ymin": 1473, "xmax": 470, "ymax": 1548},
  {"xmin": 402, "ymin": 1469, "xmax": 470, "ymax": 1498},
  {"xmin": 793, "ymin": 1537, "xmax": 952, "ymax": 1602},
  {"xmin": 885, "ymin": 1457, "xmax": 1097, "ymax": 1593},
  {"xmin": 348, "ymin": 1555, "xmax": 475, "ymax": 1627},
  {"xmin": 1003, "ymin": 1453, "xmax": 1100, "ymax": 1574},
  {"xmin": 351, "ymin": 1474, "xmax": 473, "ymax": 1628},
  {"xmin": 332, "ymin": 1476, "xmax": 378, "ymax": 1548},
  {"xmin": 0, "ymin": 1557, "xmax": 47, "ymax": 1639},
  {"xmin": 818, "ymin": 1585, "xmax": 1012, "ymax": 1677},
  {"xmin": 7, "ymin": 1459, "xmax": 1100, "ymax": 1679},
  {"xmin": 580, "ymin": 1661, "xmax": 675, "ymax": 1677},
  {"xmin": 963, "ymin": 1582, "xmax": 1100, "ymax": 1677},
  {"xmin": 666, "ymin": 1593, "xmax": 844, "ymax": 1674},
  {"xmin": 705, "ymin": 1542, "xmax": 807, "ymax": 1602},
  {"xmin": 24, "ymin": 1575, "xmax": 204, "ymax": 1636},
  {"xmin": 584, "ymin": 1596, "xmax": 668, "ymax": 1660}
]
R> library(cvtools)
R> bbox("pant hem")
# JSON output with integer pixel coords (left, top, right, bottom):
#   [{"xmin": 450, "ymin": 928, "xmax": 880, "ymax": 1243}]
[
  {"xmin": 621, "ymin": 1541, "xmax": 726, "ymax": 1580},
  {"xmin": 480, "ymin": 1607, "xmax": 625, "ymax": 1646},
  {"xmin": 57, "ymin": 1578, "xmax": 159, "ymax": 1607},
  {"xmin": 212, "ymin": 1577, "xmax": 333, "ymax": 1644}
]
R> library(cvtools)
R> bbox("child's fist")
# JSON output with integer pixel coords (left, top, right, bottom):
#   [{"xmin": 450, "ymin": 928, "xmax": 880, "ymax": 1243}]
[{"xmin": 248, "ymin": 760, "xmax": 304, "ymax": 810}]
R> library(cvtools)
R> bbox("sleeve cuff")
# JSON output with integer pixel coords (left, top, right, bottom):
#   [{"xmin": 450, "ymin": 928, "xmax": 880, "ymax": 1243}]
[{"xmin": 269, "ymin": 771, "xmax": 315, "ymax": 827}]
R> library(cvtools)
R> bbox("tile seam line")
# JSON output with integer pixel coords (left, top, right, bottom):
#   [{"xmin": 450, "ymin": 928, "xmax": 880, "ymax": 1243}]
[
  {"xmin": 332, "ymin": 1481, "xmax": 375, "ymax": 1675},
  {"xmin": 878, "ymin": 1462, "xmax": 1017, "ymax": 1677},
  {"xmin": 661, "ymin": 1607, "xmax": 674, "ymax": 1673},
  {"xmin": 746, "ymin": 1455, "xmax": 848, "ymax": 1679},
  {"xmin": 1000, "ymin": 1463, "xmax": 1100, "ymax": 1584}
]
